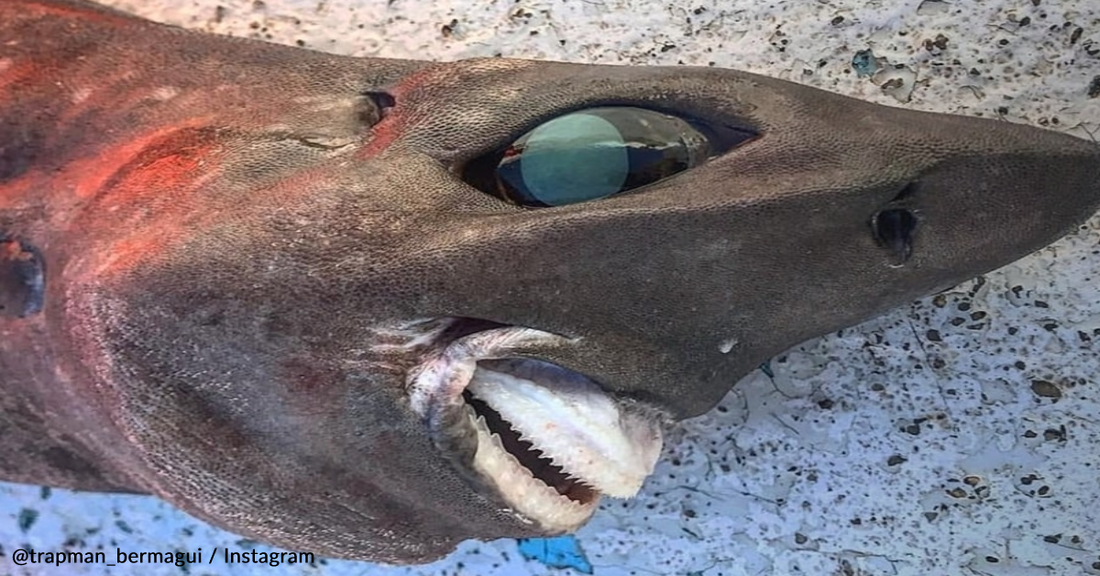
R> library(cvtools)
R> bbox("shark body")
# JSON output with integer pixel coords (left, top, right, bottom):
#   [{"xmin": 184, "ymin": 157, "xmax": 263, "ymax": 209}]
[{"xmin": 1, "ymin": 0, "xmax": 1099, "ymax": 563}]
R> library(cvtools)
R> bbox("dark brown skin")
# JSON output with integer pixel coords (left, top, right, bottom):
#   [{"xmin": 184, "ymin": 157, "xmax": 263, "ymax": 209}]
[{"xmin": 2, "ymin": 0, "xmax": 1099, "ymax": 564}]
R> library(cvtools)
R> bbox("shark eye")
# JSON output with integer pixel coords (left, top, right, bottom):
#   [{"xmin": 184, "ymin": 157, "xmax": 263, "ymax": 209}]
[{"xmin": 464, "ymin": 107, "xmax": 741, "ymax": 207}]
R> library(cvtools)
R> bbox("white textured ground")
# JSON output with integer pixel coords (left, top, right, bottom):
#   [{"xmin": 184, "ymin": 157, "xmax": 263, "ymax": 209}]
[{"xmin": 2, "ymin": 0, "xmax": 1099, "ymax": 575}]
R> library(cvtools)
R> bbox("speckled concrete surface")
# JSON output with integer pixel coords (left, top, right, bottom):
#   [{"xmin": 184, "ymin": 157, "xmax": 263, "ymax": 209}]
[{"xmin": 2, "ymin": 1, "xmax": 1099, "ymax": 575}]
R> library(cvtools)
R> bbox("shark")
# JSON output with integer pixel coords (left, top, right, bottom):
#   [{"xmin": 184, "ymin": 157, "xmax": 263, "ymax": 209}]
[{"xmin": 1, "ymin": 0, "xmax": 1098, "ymax": 564}]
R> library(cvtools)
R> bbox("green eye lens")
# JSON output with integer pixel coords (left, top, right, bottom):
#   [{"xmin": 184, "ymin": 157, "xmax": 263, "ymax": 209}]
[
  {"xmin": 465, "ymin": 107, "xmax": 718, "ymax": 207},
  {"xmin": 510, "ymin": 113, "xmax": 631, "ymax": 206}
]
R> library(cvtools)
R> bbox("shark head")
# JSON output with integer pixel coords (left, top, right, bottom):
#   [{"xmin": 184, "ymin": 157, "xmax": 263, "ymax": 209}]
[{"xmin": 2, "ymin": 0, "xmax": 1099, "ymax": 564}]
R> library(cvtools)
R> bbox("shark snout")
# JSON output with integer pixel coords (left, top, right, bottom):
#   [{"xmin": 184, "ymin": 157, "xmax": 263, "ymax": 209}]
[{"xmin": 904, "ymin": 120, "xmax": 1100, "ymax": 281}]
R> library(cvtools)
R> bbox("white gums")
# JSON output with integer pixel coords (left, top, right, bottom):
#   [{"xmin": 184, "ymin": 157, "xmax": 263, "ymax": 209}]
[
  {"xmin": 467, "ymin": 364, "xmax": 663, "ymax": 499},
  {"xmin": 403, "ymin": 323, "xmax": 664, "ymax": 530},
  {"xmin": 466, "ymin": 406, "xmax": 594, "ymax": 532}
]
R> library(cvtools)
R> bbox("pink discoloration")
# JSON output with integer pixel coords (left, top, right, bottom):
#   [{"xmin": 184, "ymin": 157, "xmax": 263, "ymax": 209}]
[
  {"xmin": 72, "ymin": 123, "xmax": 219, "ymax": 201},
  {"xmin": 0, "ymin": 60, "xmax": 36, "ymax": 92},
  {"xmin": 20, "ymin": 0, "xmax": 135, "ymax": 23}
]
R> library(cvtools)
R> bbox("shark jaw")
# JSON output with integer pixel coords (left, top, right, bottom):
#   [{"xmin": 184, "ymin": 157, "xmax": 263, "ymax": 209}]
[{"xmin": 405, "ymin": 322, "xmax": 664, "ymax": 533}]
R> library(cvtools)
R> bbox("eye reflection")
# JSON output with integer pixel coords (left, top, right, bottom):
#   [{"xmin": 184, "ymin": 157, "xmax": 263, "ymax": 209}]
[{"xmin": 465, "ymin": 107, "xmax": 714, "ymax": 207}]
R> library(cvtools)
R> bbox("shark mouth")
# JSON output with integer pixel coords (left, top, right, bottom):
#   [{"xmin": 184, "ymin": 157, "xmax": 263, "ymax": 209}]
[{"xmin": 405, "ymin": 320, "xmax": 664, "ymax": 532}]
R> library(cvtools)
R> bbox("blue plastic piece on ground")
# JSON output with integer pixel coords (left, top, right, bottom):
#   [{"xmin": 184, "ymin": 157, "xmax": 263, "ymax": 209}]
[
  {"xmin": 852, "ymin": 49, "xmax": 879, "ymax": 77},
  {"xmin": 516, "ymin": 536, "xmax": 594, "ymax": 574}
]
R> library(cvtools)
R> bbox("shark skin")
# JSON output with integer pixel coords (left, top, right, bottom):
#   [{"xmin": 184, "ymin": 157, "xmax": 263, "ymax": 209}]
[{"xmin": 1, "ymin": 0, "xmax": 1099, "ymax": 565}]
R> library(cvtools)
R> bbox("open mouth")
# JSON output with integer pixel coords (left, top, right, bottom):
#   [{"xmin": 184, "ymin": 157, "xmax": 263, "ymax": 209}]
[{"xmin": 404, "ymin": 319, "xmax": 664, "ymax": 532}]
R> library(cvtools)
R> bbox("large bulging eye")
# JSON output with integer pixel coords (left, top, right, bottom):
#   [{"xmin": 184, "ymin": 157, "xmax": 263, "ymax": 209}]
[{"xmin": 464, "ymin": 107, "xmax": 721, "ymax": 207}]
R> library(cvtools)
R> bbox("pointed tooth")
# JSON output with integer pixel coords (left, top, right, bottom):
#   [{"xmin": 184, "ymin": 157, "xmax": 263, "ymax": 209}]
[
  {"xmin": 488, "ymin": 430, "xmax": 534, "ymax": 475},
  {"xmin": 467, "ymin": 413, "xmax": 596, "ymax": 531},
  {"xmin": 467, "ymin": 366, "xmax": 662, "ymax": 498}
]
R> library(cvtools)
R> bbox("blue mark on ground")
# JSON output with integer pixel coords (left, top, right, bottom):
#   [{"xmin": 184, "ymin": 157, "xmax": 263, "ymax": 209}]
[
  {"xmin": 516, "ymin": 536, "xmax": 593, "ymax": 574},
  {"xmin": 852, "ymin": 49, "xmax": 879, "ymax": 77},
  {"xmin": 759, "ymin": 360, "xmax": 774, "ymax": 378}
]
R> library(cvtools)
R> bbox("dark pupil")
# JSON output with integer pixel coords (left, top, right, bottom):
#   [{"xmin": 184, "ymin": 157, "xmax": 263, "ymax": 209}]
[{"xmin": 493, "ymin": 107, "xmax": 707, "ymax": 207}]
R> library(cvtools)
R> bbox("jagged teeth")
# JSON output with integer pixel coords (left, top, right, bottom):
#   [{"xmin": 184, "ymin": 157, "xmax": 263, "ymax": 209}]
[
  {"xmin": 467, "ymin": 408, "xmax": 590, "ymax": 531},
  {"xmin": 466, "ymin": 364, "xmax": 662, "ymax": 499},
  {"xmin": 475, "ymin": 415, "xmax": 584, "ymax": 488}
]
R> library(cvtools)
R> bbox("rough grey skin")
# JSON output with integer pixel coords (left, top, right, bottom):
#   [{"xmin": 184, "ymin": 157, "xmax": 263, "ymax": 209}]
[{"xmin": 1, "ymin": 0, "xmax": 1098, "ymax": 564}]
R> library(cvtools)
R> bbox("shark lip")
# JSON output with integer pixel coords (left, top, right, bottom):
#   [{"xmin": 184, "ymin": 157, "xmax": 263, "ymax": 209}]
[{"xmin": 404, "ymin": 319, "xmax": 664, "ymax": 532}]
